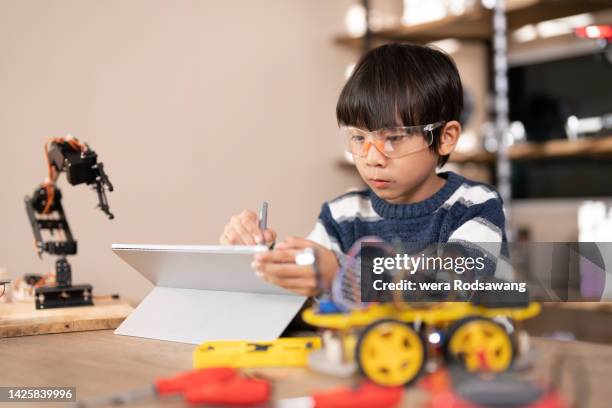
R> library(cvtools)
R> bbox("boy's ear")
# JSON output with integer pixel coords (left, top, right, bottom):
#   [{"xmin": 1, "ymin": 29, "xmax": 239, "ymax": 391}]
[{"xmin": 437, "ymin": 120, "xmax": 461, "ymax": 156}]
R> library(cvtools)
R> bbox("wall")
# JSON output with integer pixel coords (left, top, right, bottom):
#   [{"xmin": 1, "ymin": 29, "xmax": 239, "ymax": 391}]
[
  {"xmin": 0, "ymin": 0, "xmax": 362, "ymax": 303},
  {"xmin": 3, "ymin": 1, "xmax": 569, "ymax": 305}
]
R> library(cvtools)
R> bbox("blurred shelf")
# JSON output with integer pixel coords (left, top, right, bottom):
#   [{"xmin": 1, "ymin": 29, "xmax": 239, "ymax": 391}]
[
  {"xmin": 508, "ymin": 134, "xmax": 612, "ymax": 160},
  {"xmin": 335, "ymin": 0, "xmax": 612, "ymax": 48},
  {"xmin": 337, "ymin": 134, "xmax": 612, "ymax": 168},
  {"xmin": 549, "ymin": 302, "xmax": 612, "ymax": 313},
  {"xmin": 336, "ymin": 7, "xmax": 491, "ymax": 46},
  {"xmin": 506, "ymin": 0, "xmax": 612, "ymax": 29},
  {"xmin": 455, "ymin": 134, "xmax": 612, "ymax": 164},
  {"xmin": 450, "ymin": 149, "xmax": 496, "ymax": 164}
]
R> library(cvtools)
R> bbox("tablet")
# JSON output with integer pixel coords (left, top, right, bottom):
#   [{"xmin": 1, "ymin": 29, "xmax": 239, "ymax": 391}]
[
  {"xmin": 112, "ymin": 243, "xmax": 307, "ymax": 343},
  {"xmin": 112, "ymin": 243, "xmax": 296, "ymax": 296}
]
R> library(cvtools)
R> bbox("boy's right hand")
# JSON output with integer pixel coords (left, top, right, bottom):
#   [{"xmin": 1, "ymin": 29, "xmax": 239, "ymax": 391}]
[{"xmin": 219, "ymin": 210, "xmax": 277, "ymax": 246}]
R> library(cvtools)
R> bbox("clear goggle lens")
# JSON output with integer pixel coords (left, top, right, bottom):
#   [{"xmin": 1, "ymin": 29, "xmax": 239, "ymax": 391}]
[{"xmin": 341, "ymin": 121, "xmax": 444, "ymax": 159}]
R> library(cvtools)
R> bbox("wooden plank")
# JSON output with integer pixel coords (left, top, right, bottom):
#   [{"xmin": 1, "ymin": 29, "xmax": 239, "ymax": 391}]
[
  {"xmin": 0, "ymin": 299, "xmax": 133, "ymax": 338},
  {"xmin": 547, "ymin": 301, "xmax": 612, "ymax": 313},
  {"xmin": 445, "ymin": 135, "xmax": 612, "ymax": 164},
  {"xmin": 508, "ymin": 135, "xmax": 612, "ymax": 160},
  {"xmin": 334, "ymin": 8, "xmax": 491, "ymax": 46},
  {"xmin": 507, "ymin": 0, "xmax": 612, "ymax": 29},
  {"xmin": 375, "ymin": 8, "xmax": 492, "ymax": 43}
]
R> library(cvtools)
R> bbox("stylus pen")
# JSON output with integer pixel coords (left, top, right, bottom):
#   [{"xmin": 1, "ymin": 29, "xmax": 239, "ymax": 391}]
[
  {"xmin": 258, "ymin": 201, "xmax": 274, "ymax": 249},
  {"xmin": 259, "ymin": 201, "xmax": 268, "ymax": 231}
]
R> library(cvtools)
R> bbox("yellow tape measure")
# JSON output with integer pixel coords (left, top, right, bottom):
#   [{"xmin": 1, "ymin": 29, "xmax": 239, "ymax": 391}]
[{"xmin": 193, "ymin": 337, "xmax": 321, "ymax": 369}]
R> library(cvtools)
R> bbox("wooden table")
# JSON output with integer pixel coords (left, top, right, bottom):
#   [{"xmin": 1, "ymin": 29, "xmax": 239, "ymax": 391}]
[
  {"xmin": 0, "ymin": 300, "xmax": 133, "ymax": 338},
  {"xmin": 1, "ymin": 330, "xmax": 611, "ymax": 408}
]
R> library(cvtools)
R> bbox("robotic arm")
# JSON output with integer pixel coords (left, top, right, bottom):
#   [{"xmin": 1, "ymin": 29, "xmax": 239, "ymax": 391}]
[{"xmin": 25, "ymin": 135, "xmax": 114, "ymax": 309}]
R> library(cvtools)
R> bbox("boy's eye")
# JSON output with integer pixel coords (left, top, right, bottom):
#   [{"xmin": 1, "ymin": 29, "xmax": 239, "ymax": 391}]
[
  {"xmin": 350, "ymin": 135, "xmax": 365, "ymax": 143},
  {"xmin": 386, "ymin": 135, "xmax": 407, "ymax": 143}
]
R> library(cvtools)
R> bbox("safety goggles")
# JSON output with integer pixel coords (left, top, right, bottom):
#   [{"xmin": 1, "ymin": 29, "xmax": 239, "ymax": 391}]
[{"xmin": 341, "ymin": 121, "xmax": 445, "ymax": 159}]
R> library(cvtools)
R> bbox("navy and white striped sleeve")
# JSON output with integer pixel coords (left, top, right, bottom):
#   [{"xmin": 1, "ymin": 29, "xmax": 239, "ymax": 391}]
[
  {"xmin": 306, "ymin": 203, "xmax": 344, "ymax": 255},
  {"xmin": 446, "ymin": 186, "xmax": 509, "ymax": 278},
  {"xmin": 447, "ymin": 186, "xmax": 507, "ymax": 244}
]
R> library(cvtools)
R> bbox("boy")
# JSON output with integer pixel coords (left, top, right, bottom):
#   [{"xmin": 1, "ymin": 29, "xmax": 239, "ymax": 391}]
[{"xmin": 220, "ymin": 43, "xmax": 506, "ymax": 297}]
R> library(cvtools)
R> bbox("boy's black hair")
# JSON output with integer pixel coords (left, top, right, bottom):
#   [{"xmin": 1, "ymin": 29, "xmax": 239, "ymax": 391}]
[{"xmin": 336, "ymin": 43, "xmax": 463, "ymax": 166}]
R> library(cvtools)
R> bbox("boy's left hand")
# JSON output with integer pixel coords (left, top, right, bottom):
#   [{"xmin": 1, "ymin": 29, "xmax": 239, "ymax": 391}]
[{"xmin": 251, "ymin": 237, "xmax": 339, "ymax": 297}]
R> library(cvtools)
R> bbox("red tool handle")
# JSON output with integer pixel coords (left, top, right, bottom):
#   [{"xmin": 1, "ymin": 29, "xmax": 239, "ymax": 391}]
[
  {"xmin": 184, "ymin": 376, "xmax": 271, "ymax": 406},
  {"xmin": 155, "ymin": 367, "xmax": 237, "ymax": 396},
  {"xmin": 312, "ymin": 382, "xmax": 403, "ymax": 408}
]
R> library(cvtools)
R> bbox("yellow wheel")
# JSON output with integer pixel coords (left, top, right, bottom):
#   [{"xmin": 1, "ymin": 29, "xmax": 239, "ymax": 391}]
[
  {"xmin": 446, "ymin": 317, "xmax": 514, "ymax": 372},
  {"xmin": 356, "ymin": 319, "xmax": 425, "ymax": 386}
]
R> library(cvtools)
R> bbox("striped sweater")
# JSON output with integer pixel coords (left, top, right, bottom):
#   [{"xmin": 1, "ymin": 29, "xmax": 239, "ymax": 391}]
[
  {"xmin": 308, "ymin": 171, "xmax": 507, "ymax": 251},
  {"xmin": 307, "ymin": 171, "xmax": 507, "ymax": 302}
]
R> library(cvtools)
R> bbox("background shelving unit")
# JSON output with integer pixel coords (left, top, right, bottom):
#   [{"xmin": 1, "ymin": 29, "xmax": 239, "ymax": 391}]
[
  {"xmin": 335, "ymin": 0, "xmax": 612, "ymax": 175},
  {"xmin": 335, "ymin": 0, "xmax": 612, "ymax": 48}
]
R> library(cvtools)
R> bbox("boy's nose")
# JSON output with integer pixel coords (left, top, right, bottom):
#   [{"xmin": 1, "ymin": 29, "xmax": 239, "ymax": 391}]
[{"xmin": 363, "ymin": 141, "xmax": 388, "ymax": 166}]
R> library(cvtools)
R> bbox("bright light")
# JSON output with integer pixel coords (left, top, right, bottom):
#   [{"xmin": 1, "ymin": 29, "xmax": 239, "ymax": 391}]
[
  {"xmin": 579, "ymin": 201, "xmax": 612, "ymax": 241},
  {"xmin": 456, "ymin": 130, "xmax": 478, "ymax": 151},
  {"xmin": 512, "ymin": 25, "xmax": 538, "ymax": 43},
  {"xmin": 565, "ymin": 115, "xmax": 579, "ymax": 139},
  {"xmin": 578, "ymin": 116, "xmax": 604, "ymax": 134},
  {"xmin": 344, "ymin": 62, "xmax": 356, "ymax": 79},
  {"xmin": 537, "ymin": 21, "xmax": 573, "ymax": 38},
  {"xmin": 585, "ymin": 25, "xmax": 602, "ymax": 38},
  {"xmin": 481, "ymin": 0, "xmax": 496, "ymax": 10},
  {"xmin": 577, "ymin": 24, "xmax": 612, "ymax": 40},
  {"xmin": 538, "ymin": 13, "xmax": 593, "ymax": 39},
  {"xmin": 402, "ymin": 0, "xmax": 446, "ymax": 26},
  {"xmin": 345, "ymin": 4, "xmax": 367, "ymax": 38},
  {"xmin": 344, "ymin": 151, "xmax": 355, "ymax": 164},
  {"xmin": 509, "ymin": 121, "xmax": 526, "ymax": 144},
  {"xmin": 513, "ymin": 13, "xmax": 594, "ymax": 42},
  {"xmin": 448, "ymin": 0, "xmax": 467, "ymax": 15},
  {"xmin": 428, "ymin": 332, "xmax": 441, "ymax": 344},
  {"xmin": 429, "ymin": 38, "xmax": 461, "ymax": 54},
  {"xmin": 564, "ymin": 115, "xmax": 604, "ymax": 137}
]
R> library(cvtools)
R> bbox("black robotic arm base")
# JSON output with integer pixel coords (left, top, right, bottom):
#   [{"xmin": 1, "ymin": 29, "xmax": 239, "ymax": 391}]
[{"xmin": 35, "ymin": 284, "xmax": 93, "ymax": 309}]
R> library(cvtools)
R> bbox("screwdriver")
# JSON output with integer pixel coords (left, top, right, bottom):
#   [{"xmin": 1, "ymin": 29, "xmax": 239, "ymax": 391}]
[
  {"xmin": 185, "ymin": 375, "xmax": 270, "ymax": 405},
  {"xmin": 72, "ymin": 367, "xmax": 270, "ymax": 407}
]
